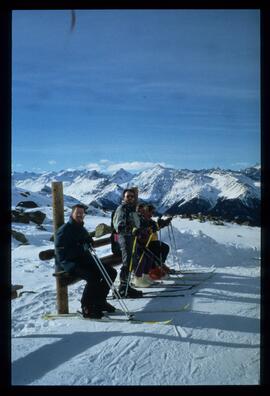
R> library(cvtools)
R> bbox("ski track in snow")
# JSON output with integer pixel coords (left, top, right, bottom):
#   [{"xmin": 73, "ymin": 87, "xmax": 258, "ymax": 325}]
[{"xmin": 11, "ymin": 216, "xmax": 260, "ymax": 385}]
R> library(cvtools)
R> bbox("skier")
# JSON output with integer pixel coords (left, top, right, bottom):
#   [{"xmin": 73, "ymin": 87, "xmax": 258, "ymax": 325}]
[
  {"xmin": 112, "ymin": 189, "xmax": 143, "ymax": 298},
  {"xmin": 131, "ymin": 203, "xmax": 156, "ymax": 288},
  {"xmin": 55, "ymin": 204, "xmax": 117, "ymax": 319},
  {"xmin": 142, "ymin": 204, "xmax": 174, "ymax": 279}
]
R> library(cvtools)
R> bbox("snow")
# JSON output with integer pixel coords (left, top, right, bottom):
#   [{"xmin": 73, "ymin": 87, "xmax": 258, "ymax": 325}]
[{"xmin": 11, "ymin": 211, "xmax": 260, "ymax": 385}]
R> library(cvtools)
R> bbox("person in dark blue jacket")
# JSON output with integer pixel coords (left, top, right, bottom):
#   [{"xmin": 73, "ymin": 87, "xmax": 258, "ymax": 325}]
[{"xmin": 55, "ymin": 204, "xmax": 117, "ymax": 319}]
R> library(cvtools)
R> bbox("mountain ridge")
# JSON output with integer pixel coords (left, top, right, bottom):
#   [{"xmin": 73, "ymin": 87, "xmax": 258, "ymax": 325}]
[{"xmin": 12, "ymin": 164, "xmax": 261, "ymax": 225}]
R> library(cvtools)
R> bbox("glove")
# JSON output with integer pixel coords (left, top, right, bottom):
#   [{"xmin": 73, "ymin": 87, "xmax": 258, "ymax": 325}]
[
  {"xmin": 164, "ymin": 217, "xmax": 173, "ymax": 226},
  {"xmin": 157, "ymin": 218, "xmax": 166, "ymax": 228},
  {"xmin": 150, "ymin": 223, "xmax": 158, "ymax": 233},
  {"xmin": 83, "ymin": 242, "xmax": 90, "ymax": 252},
  {"xmin": 132, "ymin": 227, "xmax": 141, "ymax": 236},
  {"xmin": 157, "ymin": 217, "xmax": 172, "ymax": 228}
]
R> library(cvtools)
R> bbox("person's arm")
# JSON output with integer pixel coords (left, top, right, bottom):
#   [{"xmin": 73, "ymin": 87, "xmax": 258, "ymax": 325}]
[{"xmin": 113, "ymin": 206, "xmax": 126, "ymax": 233}]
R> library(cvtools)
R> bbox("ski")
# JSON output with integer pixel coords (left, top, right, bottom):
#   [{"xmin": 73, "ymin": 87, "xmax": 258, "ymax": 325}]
[
  {"xmin": 108, "ymin": 289, "xmax": 196, "ymax": 299},
  {"xmin": 108, "ymin": 286, "xmax": 193, "ymax": 300},
  {"xmin": 143, "ymin": 285, "xmax": 196, "ymax": 293},
  {"xmin": 175, "ymin": 267, "xmax": 216, "ymax": 275},
  {"xmin": 155, "ymin": 280, "xmax": 201, "ymax": 287},
  {"xmin": 111, "ymin": 303, "xmax": 190, "ymax": 315},
  {"xmin": 90, "ymin": 313, "xmax": 173, "ymax": 325},
  {"xmin": 145, "ymin": 284, "xmax": 194, "ymax": 289},
  {"xmin": 168, "ymin": 273, "xmax": 215, "ymax": 281},
  {"xmin": 43, "ymin": 312, "xmax": 79, "ymax": 319},
  {"xmin": 43, "ymin": 311, "xmax": 173, "ymax": 325},
  {"xmin": 131, "ymin": 282, "xmax": 196, "ymax": 289}
]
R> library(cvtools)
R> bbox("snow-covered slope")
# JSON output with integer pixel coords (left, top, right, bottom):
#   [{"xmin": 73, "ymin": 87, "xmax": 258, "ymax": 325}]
[
  {"xmin": 11, "ymin": 209, "xmax": 260, "ymax": 385},
  {"xmin": 12, "ymin": 185, "xmax": 83, "ymax": 209}
]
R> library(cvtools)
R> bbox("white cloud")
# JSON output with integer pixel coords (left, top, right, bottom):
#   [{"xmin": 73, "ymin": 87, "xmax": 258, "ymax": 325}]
[
  {"xmin": 77, "ymin": 160, "xmax": 172, "ymax": 174},
  {"xmin": 231, "ymin": 162, "xmax": 250, "ymax": 169},
  {"xmin": 48, "ymin": 160, "xmax": 57, "ymax": 165},
  {"xmin": 80, "ymin": 162, "xmax": 102, "ymax": 171}
]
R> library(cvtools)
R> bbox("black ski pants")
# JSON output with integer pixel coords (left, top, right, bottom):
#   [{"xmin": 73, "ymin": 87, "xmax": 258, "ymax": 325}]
[
  {"xmin": 148, "ymin": 240, "xmax": 169, "ymax": 265},
  {"xmin": 69, "ymin": 253, "xmax": 117, "ymax": 309}
]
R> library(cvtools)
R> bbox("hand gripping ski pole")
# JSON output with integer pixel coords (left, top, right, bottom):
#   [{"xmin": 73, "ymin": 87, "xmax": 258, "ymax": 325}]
[{"xmin": 88, "ymin": 246, "xmax": 133, "ymax": 319}]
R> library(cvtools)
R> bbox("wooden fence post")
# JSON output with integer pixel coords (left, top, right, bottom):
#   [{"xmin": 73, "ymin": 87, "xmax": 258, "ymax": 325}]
[{"xmin": 52, "ymin": 181, "xmax": 69, "ymax": 314}]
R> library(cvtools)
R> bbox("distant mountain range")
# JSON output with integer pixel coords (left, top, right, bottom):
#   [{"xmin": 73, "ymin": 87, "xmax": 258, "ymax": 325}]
[{"xmin": 12, "ymin": 164, "xmax": 261, "ymax": 226}]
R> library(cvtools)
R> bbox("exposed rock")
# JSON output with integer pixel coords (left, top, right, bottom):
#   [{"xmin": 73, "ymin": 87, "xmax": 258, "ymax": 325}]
[
  {"xmin": 28, "ymin": 210, "xmax": 46, "ymax": 225},
  {"xmin": 16, "ymin": 200, "xmax": 39, "ymax": 208},
  {"xmin": 95, "ymin": 223, "xmax": 112, "ymax": 238},
  {"xmin": 20, "ymin": 191, "xmax": 30, "ymax": 197},
  {"xmin": 39, "ymin": 249, "xmax": 55, "ymax": 261},
  {"xmin": 40, "ymin": 185, "xmax": 52, "ymax": 194},
  {"xmin": 12, "ymin": 229, "xmax": 29, "ymax": 244},
  {"xmin": 12, "ymin": 210, "xmax": 30, "ymax": 224}
]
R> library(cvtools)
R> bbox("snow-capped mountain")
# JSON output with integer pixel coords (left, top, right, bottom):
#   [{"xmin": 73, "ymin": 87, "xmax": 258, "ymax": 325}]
[
  {"xmin": 242, "ymin": 164, "xmax": 261, "ymax": 182},
  {"xmin": 12, "ymin": 164, "xmax": 261, "ymax": 225},
  {"xmin": 109, "ymin": 168, "xmax": 134, "ymax": 184}
]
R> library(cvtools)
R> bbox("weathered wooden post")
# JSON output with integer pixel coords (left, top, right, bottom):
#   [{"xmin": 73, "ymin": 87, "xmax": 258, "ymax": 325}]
[{"xmin": 52, "ymin": 181, "xmax": 68, "ymax": 314}]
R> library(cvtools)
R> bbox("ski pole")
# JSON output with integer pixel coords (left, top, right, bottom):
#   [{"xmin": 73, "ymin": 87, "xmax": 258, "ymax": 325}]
[
  {"xmin": 88, "ymin": 246, "xmax": 133, "ymax": 319},
  {"xmin": 158, "ymin": 227, "xmax": 163, "ymax": 266},
  {"xmin": 125, "ymin": 236, "xmax": 137, "ymax": 298},
  {"xmin": 90, "ymin": 247, "xmax": 133, "ymax": 318},
  {"xmin": 167, "ymin": 224, "xmax": 178, "ymax": 268},
  {"xmin": 169, "ymin": 222, "xmax": 182, "ymax": 271},
  {"xmin": 132, "ymin": 232, "xmax": 154, "ymax": 278},
  {"xmin": 137, "ymin": 233, "xmax": 153, "ymax": 266}
]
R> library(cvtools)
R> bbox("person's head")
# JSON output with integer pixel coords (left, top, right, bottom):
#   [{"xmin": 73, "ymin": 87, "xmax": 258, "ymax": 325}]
[
  {"xmin": 122, "ymin": 189, "xmax": 136, "ymax": 205},
  {"xmin": 136, "ymin": 203, "xmax": 145, "ymax": 216},
  {"xmin": 144, "ymin": 204, "xmax": 155, "ymax": 219},
  {"xmin": 71, "ymin": 204, "xmax": 87, "ymax": 224}
]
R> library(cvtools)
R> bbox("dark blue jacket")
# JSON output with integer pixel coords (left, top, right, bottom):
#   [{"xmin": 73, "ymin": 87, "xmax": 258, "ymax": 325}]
[{"xmin": 55, "ymin": 217, "xmax": 93, "ymax": 272}]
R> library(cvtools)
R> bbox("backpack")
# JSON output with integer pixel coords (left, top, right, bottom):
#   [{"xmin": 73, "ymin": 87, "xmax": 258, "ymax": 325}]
[{"xmin": 110, "ymin": 209, "xmax": 122, "ymax": 256}]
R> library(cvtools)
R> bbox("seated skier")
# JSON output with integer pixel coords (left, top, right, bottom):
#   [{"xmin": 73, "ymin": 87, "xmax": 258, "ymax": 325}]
[
  {"xmin": 55, "ymin": 204, "xmax": 117, "ymax": 319},
  {"xmin": 131, "ymin": 203, "xmax": 156, "ymax": 288},
  {"xmin": 142, "ymin": 204, "xmax": 174, "ymax": 279}
]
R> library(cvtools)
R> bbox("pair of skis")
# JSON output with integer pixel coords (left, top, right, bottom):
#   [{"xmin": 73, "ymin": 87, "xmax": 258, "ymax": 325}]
[
  {"xmin": 43, "ymin": 302, "xmax": 190, "ymax": 325},
  {"xmin": 108, "ymin": 285, "xmax": 198, "ymax": 299}
]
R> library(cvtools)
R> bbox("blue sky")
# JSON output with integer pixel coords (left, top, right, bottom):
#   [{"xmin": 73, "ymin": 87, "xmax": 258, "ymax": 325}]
[{"xmin": 12, "ymin": 9, "xmax": 260, "ymax": 174}]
